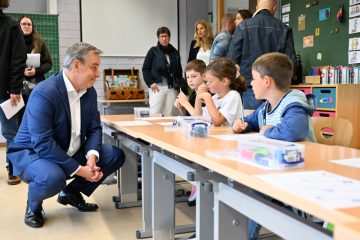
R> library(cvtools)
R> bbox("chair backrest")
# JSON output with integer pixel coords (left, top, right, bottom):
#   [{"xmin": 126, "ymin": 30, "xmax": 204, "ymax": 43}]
[{"xmin": 311, "ymin": 117, "xmax": 353, "ymax": 147}]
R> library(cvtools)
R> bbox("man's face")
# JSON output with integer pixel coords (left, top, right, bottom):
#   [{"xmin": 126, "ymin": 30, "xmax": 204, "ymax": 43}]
[{"xmin": 73, "ymin": 51, "xmax": 100, "ymax": 90}]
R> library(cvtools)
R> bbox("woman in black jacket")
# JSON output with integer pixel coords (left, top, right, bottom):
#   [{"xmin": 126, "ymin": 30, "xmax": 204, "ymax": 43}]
[
  {"xmin": 142, "ymin": 26, "xmax": 186, "ymax": 116},
  {"xmin": 18, "ymin": 15, "xmax": 52, "ymax": 122}
]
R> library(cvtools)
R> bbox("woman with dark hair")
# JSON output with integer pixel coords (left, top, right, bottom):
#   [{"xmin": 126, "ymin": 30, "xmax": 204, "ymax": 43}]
[
  {"xmin": 18, "ymin": 15, "xmax": 52, "ymax": 121},
  {"xmin": 235, "ymin": 9, "xmax": 253, "ymax": 26},
  {"xmin": 142, "ymin": 26, "xmax": 186, "ymax": 116}
]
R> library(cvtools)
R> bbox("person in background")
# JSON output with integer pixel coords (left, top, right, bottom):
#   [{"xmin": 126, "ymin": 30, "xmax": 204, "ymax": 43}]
[
  {"xmin": 209, "ymin": 14, "xmax": 236, "ymax": 61},
  {"xmin": 234, "ymin": 9, "xmax": 253, "ymax": 26},
  {"xmin": 188, "ymin": 19, "xmax": 213, "ymax": 65},
  {"xmin": 0, "ymin": 0, "xmax": 26, "ymax": 185},
  {"xmin": 232, "ymin": 52, "xmax": 316, "ymax": 240},
  {"xmin": 174, "ymin": 59, "xmax": 207, "ymax": 116},
  {"xmin": 229, "ymin": 0, "xmax": 296, "ymax": 110},
  {"xmin": 18, "ymin": 15, "xmax": 52, "ymax": 123},
  {"xmin": 195, "ymin": 57, "xmax": 246, "ymax": 126},
  {"xmin": 7, "ymin": 42, "xmax": 126, "ymax": 228},
  {"xmin": 142, "ymin": 26, "xmax": 186, "ymax": 116}
]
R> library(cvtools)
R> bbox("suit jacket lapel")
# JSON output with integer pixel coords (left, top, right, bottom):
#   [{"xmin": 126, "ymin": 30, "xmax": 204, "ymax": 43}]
[{"xmin": 57, "ymin": 72, "xmax": 71, "ymax": 126}]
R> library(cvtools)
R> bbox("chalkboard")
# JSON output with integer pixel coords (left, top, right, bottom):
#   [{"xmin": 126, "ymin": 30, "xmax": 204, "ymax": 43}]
[
  {"xmin": 282, "ymin": 1, "xmax": 359, "ymax": 73},
  {"xmin": 8, "ymin": 13, "xmax": 59, "ymax": 78}
]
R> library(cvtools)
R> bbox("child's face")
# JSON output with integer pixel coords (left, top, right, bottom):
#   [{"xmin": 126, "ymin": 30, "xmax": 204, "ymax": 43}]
[
  {"xmin": 251, "ymin": 69, "xmax": 267, "ymax": 99},
  {"xmin": 205, "ymin": 71, "xmax": 223, "ymax": 94},
  {"xmin": 186, "ymin": 69, "xmax": 205, "ymax": 90}
]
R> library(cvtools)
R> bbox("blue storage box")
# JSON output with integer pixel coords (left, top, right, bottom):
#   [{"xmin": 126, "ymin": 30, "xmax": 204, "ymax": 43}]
[{"xmin": 312, "ymin": 87, "xmax": 336, "ymax": 109}]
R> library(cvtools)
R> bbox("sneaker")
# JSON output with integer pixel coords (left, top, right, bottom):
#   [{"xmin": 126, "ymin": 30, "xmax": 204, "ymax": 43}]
[
  {"xmin": 188, "ymin": 185, "xmax": 196, "ymax": 202},
  {"xmin": 7, "ymin": 175, "xmax": 21, "ymax": 185}
]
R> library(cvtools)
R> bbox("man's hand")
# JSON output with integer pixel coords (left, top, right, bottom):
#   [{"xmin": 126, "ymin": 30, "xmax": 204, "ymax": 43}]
[
  {"xmin": 10, "ymin": 94, "xmax": 21, "ymax": 106},
  {"xmin": 86, "ymin": 155, "xmax": 103, "ymax": 182}
]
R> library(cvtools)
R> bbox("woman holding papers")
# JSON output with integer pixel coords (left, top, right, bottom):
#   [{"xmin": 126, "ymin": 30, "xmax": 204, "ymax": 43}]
[{"xmin": 18, "ymin": 15, "xmax": 52, "ymax": 122}]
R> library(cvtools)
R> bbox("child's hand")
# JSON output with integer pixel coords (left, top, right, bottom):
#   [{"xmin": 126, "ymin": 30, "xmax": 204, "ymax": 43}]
[
  {"xmin": 177, "ymin": 91, "xmax": 188, "ymax": 105},
  {"xmin": 232, "ymin": 119, "xmax": 248, "ymax": 133},
  {"xmin": 174, "ymin": 98, "xmax": 182, "ymax": 109},
  {"xmin": 197, "ymin": 91, "xmax": 211, "ymax": 100},
  {"xmin": 197, "ymin": 83, "xmax": 209, "ymax": 94},
  {"xmin": 259, "ymin": 125, "xmax": 273, "ymax": 134}
]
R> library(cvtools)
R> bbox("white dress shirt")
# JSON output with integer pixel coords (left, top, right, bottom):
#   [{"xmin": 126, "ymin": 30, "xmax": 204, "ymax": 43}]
[{"xmin": 63, "ymin": 71, "xmax": 99, "ymax": 176}]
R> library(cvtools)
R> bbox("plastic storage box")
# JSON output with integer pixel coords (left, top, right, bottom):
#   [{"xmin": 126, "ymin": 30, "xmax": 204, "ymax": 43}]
[
  {"xmin": 173, "ymin": 116, "xmax": 211, "ymax": 138},
  {"xmin": 237, "ymin": 138, "xmax": 305, "ymax": 170},
  {"xmin": 134, "ymin": 107, "xmax": 150, "ymax": 118}
]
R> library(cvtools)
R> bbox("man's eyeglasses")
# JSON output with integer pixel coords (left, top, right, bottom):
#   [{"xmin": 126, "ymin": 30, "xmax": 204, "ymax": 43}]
[
  {"xmin": 20, "ymin": 23, "xmax": 32, "ymax": 27},
  {"xmin": 159, "ymin": 35, "xmax": 169, "ymax": 39}
]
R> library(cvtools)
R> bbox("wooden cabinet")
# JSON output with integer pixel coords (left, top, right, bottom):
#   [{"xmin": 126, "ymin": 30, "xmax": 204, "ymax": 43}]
[{"xmin": 290, "ymin": 84, "xmax": 360, "ymax": 149}]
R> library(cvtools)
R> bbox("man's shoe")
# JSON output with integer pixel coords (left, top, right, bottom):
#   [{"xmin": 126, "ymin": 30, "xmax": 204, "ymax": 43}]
[
  {"xmin": 57, "ymin": 190, "xmax": 98, "ymax": 212},
  {"xmin": 24, "ymin": 204, "xmax": 44, "ymax": 228},
  {"xmin": 7, "ymin": 174, "xmax": 21, "ymax": 185}
]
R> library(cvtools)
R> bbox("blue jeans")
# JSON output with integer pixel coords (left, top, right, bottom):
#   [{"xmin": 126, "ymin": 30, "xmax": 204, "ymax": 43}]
[
  {"xmin": 0, "ymin": 98, "xmax": 19, "ymax": 175},
  {"xmin": 242, "ymin": 88, "xmax": 263, "ymax": 110}
]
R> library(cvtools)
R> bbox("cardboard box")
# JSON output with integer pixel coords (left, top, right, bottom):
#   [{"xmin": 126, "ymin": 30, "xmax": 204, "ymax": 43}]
[
  {"xmin": 105, "ymin": 88, "xmax": 145, "ymax": 100},
  {"xmin": 305, "ymin": 76, "xmax": 321, "ymax": 84}
]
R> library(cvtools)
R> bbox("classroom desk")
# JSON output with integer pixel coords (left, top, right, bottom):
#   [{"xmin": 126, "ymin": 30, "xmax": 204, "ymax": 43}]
[
  {"xmin": 98, "ymin": 99, "xmax": 148, "ymax": 115},
  {"xmin": 101, "ymin": 115, "xmax": 360, "ymax": 240}
]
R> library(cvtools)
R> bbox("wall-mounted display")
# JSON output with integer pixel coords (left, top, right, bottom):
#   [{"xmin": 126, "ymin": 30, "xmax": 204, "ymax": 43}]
[
  {"xmin": 349, "ymin": 4, "xmax": 360, "ymax": 18},
  {"xmin": 350, "ymin": 0, "xmax": 360, "ymax": 6},
  {"xmin": 349, "ymin": 17, "xmax": 360, "ymax": 34},
  {"xmin": 303, "ymin": 35, "xmax": 314, "ymax": 48},
  {"xmin": 349, "ymin": 37, "xmax": 360, "ymax": 51},
  {"xmin": 319, "ymin": 8, "xmax": 331, "ymax": 21},
  {"xmin": 349, "ymin": 50, "xmax": 360, "ymax": 64}
]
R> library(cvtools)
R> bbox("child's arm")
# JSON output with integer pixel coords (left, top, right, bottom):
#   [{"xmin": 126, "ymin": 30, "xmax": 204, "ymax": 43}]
[
  {"xmin": 197, "ymin": 92, "xmax": 226, "ymax": 126},
  {"xmin": 174, "ymin": 99, "xmax": 186, "ymax": 116},
  {"xmin": 177, "ymin": 91, "xmax": 196, "ymax": 116},
  {"xmin": 194, "ymin": 93, "xmax": 204, "ymax": 116},
  {"xmin": 263, "ymin": 106, "xmax": 309, "ymax": 141}
]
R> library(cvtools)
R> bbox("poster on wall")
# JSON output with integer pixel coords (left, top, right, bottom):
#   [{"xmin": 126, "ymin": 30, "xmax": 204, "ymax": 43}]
[
  {"xmin": 349, "ymin": 17, "xmax": 360, "ymax": 34},
  {"xmin": 350, "ymin": 0, "xmax": 360, "ymax": 6},
  {"xmin": 349, "ymin": 51, "xmax": 360, "ymax": 64},
  {"xmin": 349, "ymin": 5, "xmax": 360, "ymax": 18},
  {"xmin": 282, "ymin": 14, "xmax": 289, "ymax": 23},
  {"xmin": 349, "ymin": 37, "xmax": 360, "ymax": 51},
  {"xmin": 282, "ymin": 4, "xmax": 291, "ymax": 13},
  {"xmin": 298, "ymin": 15, "xmax": 306, "ymax": 31},
  {"xmin": 319, "ymin": 8, "xmax": 331, "ymax": 21},
  {"xmin": 303, "ymin": 35, "xmax": 314, "ymax": 48}
]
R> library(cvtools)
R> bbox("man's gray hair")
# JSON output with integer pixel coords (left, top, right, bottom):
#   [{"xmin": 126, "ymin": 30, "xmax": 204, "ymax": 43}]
[{"xmin": 63, "ymin": 42, "xmax": 102, "ymax": 70}]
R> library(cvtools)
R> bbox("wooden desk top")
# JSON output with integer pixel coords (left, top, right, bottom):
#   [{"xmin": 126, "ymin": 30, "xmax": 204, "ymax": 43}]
[
  {"xmin": 101, "ymin": 114, "xmax": 360, "ymax": 236},
  {"xmin": 98, "ymin": 99, "xmax": 148, "ymax": 103},
  {"xmin": 334, "ymin": 221, "xmax": 360, "ymax": 240}
]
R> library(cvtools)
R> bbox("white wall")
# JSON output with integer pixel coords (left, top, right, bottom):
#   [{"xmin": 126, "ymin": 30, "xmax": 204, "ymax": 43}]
[{"xmin": 224, "ymin": 0, "xmax": 249, "ymax": 13}]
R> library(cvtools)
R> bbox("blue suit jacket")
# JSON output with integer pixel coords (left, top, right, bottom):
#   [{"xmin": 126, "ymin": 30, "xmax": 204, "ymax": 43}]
[{"xmin": 8, "ymin": 72, "xmax": 102, "ymax": 176}]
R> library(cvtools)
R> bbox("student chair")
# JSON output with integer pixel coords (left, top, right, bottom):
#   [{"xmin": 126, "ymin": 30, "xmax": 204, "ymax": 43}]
[{"xmin": 311, "ymin": 117, "xmax": 353, "ymax": 147}]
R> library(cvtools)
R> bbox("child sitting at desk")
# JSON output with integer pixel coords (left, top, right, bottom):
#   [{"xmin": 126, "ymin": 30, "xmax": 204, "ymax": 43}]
[
  {"xmin": 232, "ymin": 52, "xmax": 316, "ymax": 142},
  {"xmin": 232, "ymin": 52, "xmax": 317, "ymax": 240},
  {"xmin": 195, "ymin": 57, "xmax": 246, "ymax": 126},
  {"xmin": 174, "ymin": 59, "xmax": 207, "ymax": 116}
]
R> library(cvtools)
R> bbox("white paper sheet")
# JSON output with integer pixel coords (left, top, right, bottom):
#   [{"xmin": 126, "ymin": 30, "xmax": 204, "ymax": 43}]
[
  {"xmin": 0, "ymin": 96, "xmax": 25, "ymax": 119},
  {"xmin": 114, "ymin": 120, "xmax": 152, "ymax": 126},
  {"xmin": 26, "ymin": 53, "xmax": 40, "ymax": 68},
  {"xmin": 156, "ymin": 122, "xmax": 174, "ymax": 126},
  {"xmin": 209, "ymin": 133, "xmax": 264, "ymax": 141},
  {"xmin": 256, "ymin": 171, "xmax": 360, "ymax": 209},
  {"xmin": 135, "ymin": 116, "xmax": 175, "ymax": 120},
  {"xmin": 330, "ymin": 158, "xmax": 360, "ymax": 168}
]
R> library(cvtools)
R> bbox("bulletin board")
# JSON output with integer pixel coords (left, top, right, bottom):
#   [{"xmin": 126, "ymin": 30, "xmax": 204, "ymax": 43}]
[
  {"xmin": 8, "ymin": 13, "xmax": 60, "ymax": 78},
  {"xmin": 281, "ymin": 1, "xmax": 359, "ymax": 74}
]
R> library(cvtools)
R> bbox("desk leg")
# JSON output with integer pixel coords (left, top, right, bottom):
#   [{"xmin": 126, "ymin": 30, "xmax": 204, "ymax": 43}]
[
  {"xmin": 136, "ymin": 149, "xmax": 153, "ymax": 239},
  {"xmin": 152, "ymin": 153, "xmax": 175, "ymax": 240},
  {"xmin": 197, "ymin": 182, "xmax": 214, "ymax": 240},
  {"xmin": 113, "ymin": 136, "xmax": 141, "ymax": 208}
]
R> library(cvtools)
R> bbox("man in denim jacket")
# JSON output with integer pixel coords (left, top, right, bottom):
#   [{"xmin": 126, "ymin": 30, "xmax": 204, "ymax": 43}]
[{"xmin": 229, "ymin": 0, "xmax": 295, "ymax": 110}]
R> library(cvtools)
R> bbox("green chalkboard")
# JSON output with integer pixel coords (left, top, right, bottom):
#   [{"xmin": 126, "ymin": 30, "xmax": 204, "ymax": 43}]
[
  {"xmin": 7, "ymin": 13, "xmax": 59, "ymax": 78},
  {"xmin": 282, "ymin": 1, "xmax": 360, "ymax": 74}
]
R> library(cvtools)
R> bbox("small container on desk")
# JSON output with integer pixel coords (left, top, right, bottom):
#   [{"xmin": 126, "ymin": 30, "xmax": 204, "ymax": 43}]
[
  {"xmin": 237, "ymin": 138, "xmax": 304, "ymax": 170},
  {"xmin": 134, "ymin": 107, "xmax": 150, "ymax": 118},
  {"xmin": 173, "ymin": 116, "xmax": 211, "ymax": 138}
]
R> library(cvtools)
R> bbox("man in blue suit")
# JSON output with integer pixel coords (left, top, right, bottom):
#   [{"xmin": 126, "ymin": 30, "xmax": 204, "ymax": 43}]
[{"xmin": 7, "ymin": 42, "xmax": 125, "ymax": 228}]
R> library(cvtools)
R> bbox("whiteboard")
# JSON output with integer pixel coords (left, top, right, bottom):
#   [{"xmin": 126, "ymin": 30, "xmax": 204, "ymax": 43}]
[{"xmin": 80, "ymin": 0, "xmax": 178, "ymax": 56}]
